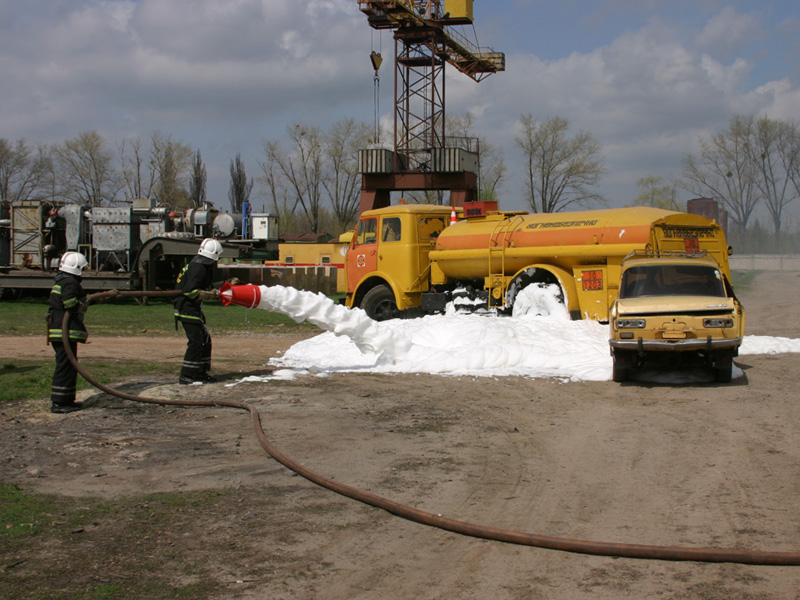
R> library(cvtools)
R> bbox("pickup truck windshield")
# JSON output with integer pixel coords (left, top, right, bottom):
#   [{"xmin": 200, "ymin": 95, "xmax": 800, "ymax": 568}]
[{"xmin": 619, "ymin": 264, "xmax": 726, "ymax": 299}]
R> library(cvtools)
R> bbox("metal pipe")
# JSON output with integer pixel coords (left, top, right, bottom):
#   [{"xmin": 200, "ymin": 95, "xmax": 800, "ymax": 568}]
[{"xmin": 59, "ymin": 302, "xmax": 800, "ymax": 565}]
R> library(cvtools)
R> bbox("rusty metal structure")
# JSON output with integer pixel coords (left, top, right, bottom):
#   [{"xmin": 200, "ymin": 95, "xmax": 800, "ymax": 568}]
[{"xmin": 357, "ymin": 0, "xmax": 504, "ymax": 212}]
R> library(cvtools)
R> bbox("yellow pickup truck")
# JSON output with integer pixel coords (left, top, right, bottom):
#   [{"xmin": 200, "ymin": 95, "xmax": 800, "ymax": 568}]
[{"xmin": 609, "ymin": 250, "xmax": 745, "ymax": 383}]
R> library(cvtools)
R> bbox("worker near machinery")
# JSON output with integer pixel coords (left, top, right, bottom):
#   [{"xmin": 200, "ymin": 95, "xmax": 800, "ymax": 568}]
[
  {"xmin": 173, "ymin": 238, "xmax": 224, "ymax": 385},
  {"xmin": 47, "ymin": 251, "xmax": 89, "ymax": 414},
  {"xmin": 42, "ymin": 209, "xmax": 67, "ymax": 271}
]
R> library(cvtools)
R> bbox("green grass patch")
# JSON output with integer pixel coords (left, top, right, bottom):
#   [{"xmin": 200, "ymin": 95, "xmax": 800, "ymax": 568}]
[
  {"xmin": 0, "ymin": 359, "xmax": 176, "ymax": 404},
  {"xmin": 0, "ymin": 483, "xmax": 61, "ymax": 540},
  {"xmin": 0, "ymin": 297, "xmax": 320, "ymax": 337},
  {"xmin": 1, "ymin": 483, "xmax": 228, "ymax": 600}
]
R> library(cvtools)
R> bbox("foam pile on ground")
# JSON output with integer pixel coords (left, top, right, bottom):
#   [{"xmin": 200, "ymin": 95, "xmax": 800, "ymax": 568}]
[{"xmin": 226, "ymin": 285, "xmax": 800, "ymax": 383}]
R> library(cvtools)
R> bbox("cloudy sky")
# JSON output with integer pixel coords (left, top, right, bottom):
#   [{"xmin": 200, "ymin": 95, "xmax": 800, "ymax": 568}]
[{"xmin": 2, "ymin": 0, "xmax": 798, "ymax": 216}]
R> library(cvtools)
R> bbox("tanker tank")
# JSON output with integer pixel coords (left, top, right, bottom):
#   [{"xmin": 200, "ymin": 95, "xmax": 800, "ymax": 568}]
[{"xmin": 429, "ymin": 206, "xmax": 680, "ymax": 281}]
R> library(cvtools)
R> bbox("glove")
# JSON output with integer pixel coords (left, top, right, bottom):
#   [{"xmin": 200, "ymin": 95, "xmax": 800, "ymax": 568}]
[
  {"xmin": 77, "ymin": 297, "xmax": 89, "ymax": 314},
  {"xmin": 197, "ymin": 289, "xmax": 218, "ymax": 301},
  {"xmin": 227, "ymin": 277, "xmax": 242, "ymax": 286}
]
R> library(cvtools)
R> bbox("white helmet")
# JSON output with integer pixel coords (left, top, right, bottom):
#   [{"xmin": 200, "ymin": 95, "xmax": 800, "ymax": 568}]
[
  {"xmin": 59, "ymin": 251, "xmax": 89, "ymax": 276},
  {"xmin": 198, "ymin": 238, "xmax": 223, "ymax": 261}
]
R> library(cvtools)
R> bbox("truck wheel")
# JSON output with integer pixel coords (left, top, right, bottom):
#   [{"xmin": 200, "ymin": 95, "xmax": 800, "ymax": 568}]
[
  {"xmin": 612, "ymin": 350, "xmax": 632, "ymax": 382},
  {"xmin": 713, "ymin": 352, "xmax": 733, "ymax": 383},
  {"xmin": 361, "ymin": 285, "xmax": 397, "ymax": 321},
  {"xmin": 505, "ymin": 276, "xmax": 565, "ymax": 317}
]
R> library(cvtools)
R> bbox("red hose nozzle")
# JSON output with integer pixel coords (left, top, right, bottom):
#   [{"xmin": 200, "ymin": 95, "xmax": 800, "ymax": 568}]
[{"xmin": 219, "ymin": 282, "xmax": 261, "ymax": 309}]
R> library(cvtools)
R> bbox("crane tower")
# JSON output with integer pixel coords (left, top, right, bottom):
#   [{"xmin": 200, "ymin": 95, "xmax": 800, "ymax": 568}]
[{"xmin": 357, "ymin": 0, "xmax": 504, "ymax": 212}]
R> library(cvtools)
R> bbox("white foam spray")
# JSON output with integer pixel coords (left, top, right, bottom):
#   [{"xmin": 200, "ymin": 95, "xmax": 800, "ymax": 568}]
[
  {"xmin": 226, "ymin": 285, "xmax": 800, "ymax": 384},
  {"xmin": 254, "ymin": 285, "xmax": 412, "ymax": 363}
]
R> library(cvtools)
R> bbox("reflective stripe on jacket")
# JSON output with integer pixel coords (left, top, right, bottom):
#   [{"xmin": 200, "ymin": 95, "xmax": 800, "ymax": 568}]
[
  {"xmin": 173, "ymin": 255, "xmax": 215, "ymax": 323},
  {"xmin": 48, "ymin": 272, "xmax": 88, "ymax": 343}
]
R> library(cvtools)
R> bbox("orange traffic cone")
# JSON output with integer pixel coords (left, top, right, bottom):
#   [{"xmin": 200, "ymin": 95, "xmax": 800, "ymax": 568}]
[{"xmin": 450, "ymin": 207, "xmax": 457, "ymax": 225}]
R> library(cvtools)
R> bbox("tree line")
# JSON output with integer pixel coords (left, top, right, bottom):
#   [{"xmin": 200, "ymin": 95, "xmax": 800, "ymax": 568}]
[
  {"xmin": 0, "ymin": 121, "xmax": 374, "ymax": 236},
  {"xmin": 634, "ymin": 115, "xmax": 800, "ymax": 248},
  {"xmin": 1, "ymin": 114, "xmax": 798, "ymax": 245}
]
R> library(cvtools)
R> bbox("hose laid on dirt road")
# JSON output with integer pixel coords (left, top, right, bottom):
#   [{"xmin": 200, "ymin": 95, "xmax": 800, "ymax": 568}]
[{"xmin": 58, "ymin": 291, "xmax": 800, "ymax": 565}]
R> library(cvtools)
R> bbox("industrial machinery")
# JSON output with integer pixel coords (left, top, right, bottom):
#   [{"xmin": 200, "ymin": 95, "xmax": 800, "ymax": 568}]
[
  {"xmin": 0, "ymin": 198, "xmax": 279, "ymax": 296},
  {"xmin": 342, "ymin": 203, "xmax": 737, "ymax": 323}
]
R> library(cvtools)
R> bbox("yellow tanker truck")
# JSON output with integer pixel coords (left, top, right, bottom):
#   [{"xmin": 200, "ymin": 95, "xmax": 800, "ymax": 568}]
[{"xmin": 343, "ymin": 202, "xmax": 736, "ymax": 321}]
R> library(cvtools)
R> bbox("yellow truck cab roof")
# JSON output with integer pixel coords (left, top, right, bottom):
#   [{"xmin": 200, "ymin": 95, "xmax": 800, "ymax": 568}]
[{"xmin": 360, "ymin": 204, "xmax": 456, "ymax": 218}]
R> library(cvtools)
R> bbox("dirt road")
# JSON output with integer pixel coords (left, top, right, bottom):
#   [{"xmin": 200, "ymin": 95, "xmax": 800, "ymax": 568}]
[{"xmin": 2, "ymin": 271, "xmax": 800, "ymax": 599}]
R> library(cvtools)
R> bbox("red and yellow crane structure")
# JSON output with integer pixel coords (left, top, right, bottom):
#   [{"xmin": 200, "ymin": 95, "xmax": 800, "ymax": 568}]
[{"xmin": 357, "ymin": 0, "xmax": 504, "ymax": 212}]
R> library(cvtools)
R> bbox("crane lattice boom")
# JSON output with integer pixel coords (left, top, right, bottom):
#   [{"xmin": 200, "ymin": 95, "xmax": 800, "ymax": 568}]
[{"xmin": 358, "ymin": 0, "xmax": 504, "ymax": 81}]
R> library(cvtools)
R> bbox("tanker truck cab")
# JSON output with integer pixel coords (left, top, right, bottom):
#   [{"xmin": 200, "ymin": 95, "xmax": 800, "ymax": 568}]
[
  {"xmin": 345, "ymin": 204, "xmax": 452, "ymax": 320},
  {"xmin": 609, "ymin": 250, "xmax": 744, "ymax": 383}
]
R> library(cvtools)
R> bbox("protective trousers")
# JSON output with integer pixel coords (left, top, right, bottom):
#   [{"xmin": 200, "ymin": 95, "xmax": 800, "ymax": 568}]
[
  {"xmin": 179, "ymin": 319, "xmax": 212, "ymax": 380},
  {"xmin": 51, "ymin": 341, "xmax": 79, "ymax": 407}
]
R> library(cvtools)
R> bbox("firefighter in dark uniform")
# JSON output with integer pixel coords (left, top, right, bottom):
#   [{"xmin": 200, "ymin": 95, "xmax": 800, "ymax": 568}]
[
  {"xmin": 48, "ymin": 251, "xmax": 89, "ymax": 414},
  {"xmin": 174, "ymin": 238, "xmax": 223, "ymax": 384}
]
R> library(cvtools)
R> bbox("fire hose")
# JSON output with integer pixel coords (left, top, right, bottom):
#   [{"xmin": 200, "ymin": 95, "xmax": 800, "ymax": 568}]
[{"xmin": 58, "ymin": 289, "xmax": 800, "ymax": 565}]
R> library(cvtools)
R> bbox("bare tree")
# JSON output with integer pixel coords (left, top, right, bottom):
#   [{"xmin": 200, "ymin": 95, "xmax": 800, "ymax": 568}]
[
  {"xmin": 258, "ymin": 146, "xmax": 301, "ymax": 233},
  {"xmin": 515, "ymin": 115, "xmax": 605, "ymax": 213},
  {"xmin": 119, "ymin": 137, "xmax": 156, "ymax": 201},
  {"xmin": 149, "ymin": 132, "xmax": 193, "ymax": 210},
  {"xmin": 189, "ymin": 150, "xmax": 207, "ymax": 208},
  {"xmin": 52, "ymin": 131, "xmax": 121, "ymax": 207},
  {"xmin": 787, "ymin": 121, "xmax": 800, "ymax": 207},
  {"xmin": 260, "ymin": 123, "xmax": 324, "ymax": 233},
  {"xmin": 322, "ymin": 118, "xmax": 371, "ymax": 231},
  {"xmin": 681, "ymin": 115, "xmax": 760, "ymax": 237},
  {"xmin": 750, "ymin": 117, "xmax": 799, "ymax": 239},
  {"xmin": 228, "ymin": 153, "xmax": 253, "ymax": 213},
  {"xmin": 632, "ymin": 175, "xmax": 682, "ymax": 210},
  {"xmin": 0, "ymin": 138, "xmax": 52, "ymax": 203}
]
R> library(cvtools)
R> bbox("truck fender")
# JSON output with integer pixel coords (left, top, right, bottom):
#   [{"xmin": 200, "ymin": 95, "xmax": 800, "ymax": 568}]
[
  {"xmin": 506, "ymin": 264, "xmax": 580, "ymax": 319},
  {"xmin": 350, "ymin": 273, "xmax": 400, "ymax": 310}
]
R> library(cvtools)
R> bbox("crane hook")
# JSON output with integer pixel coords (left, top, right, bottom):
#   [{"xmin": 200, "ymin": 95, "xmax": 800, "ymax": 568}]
[{"xmin": 370, "ymin": 50, "xmax": 383, "ymax": 75}]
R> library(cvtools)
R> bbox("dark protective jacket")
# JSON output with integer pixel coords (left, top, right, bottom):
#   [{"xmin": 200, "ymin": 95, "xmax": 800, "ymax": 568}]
[
  {"xmin": 173, "ymin": 255, "xmax": 215, "ymax": 323},
  {"xmin": 48, "ymin": 272, "xmax": 88, "ymax": 343}
]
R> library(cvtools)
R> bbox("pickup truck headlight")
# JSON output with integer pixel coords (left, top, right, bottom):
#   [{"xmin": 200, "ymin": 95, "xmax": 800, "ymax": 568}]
[
  {"xmin": 703, "ymin": 318, "xmax": 734, "ymax": 328},
  {"xmin": 616, "ymin": 319, "xmax": 646, "ymax": 329}
]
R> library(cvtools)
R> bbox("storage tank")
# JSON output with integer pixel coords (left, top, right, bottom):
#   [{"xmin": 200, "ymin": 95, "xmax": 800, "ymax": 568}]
[
  {"xmin": 213, "ymin": 213, "xmax": 242, "ymax": 238},
  {"xmin": 430, "ymin": 207, "xmax": 680, "ymax": 280}
]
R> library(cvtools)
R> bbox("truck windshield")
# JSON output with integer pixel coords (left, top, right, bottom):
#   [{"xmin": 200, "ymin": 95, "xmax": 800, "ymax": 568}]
[{"xmin": 619, "ymin": 265, "xmax": 726, "ymax": 299}]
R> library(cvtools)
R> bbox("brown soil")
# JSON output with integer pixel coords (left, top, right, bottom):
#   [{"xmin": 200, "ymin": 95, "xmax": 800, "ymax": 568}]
[{"xmin": 2, "ymin": 271, "xmax": 800, "ymax": 599}]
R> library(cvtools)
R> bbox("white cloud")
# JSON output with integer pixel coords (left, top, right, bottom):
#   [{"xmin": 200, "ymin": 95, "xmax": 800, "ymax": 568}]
[
  {"xmin": 0, "ymin": 0, "xmax": 371, "ymax": 139},
  {"xmin": 696, "ymin": 6, "xmax": 763, "ymax": 61},
  {"xmin": 447, "ymin": 12, "xmax": 798, "ymax": 208},
  {"xmin": 747, "ymin": 78, "xmax": 800, "ymax": 121},
  {"xmin": 0, "ymin": 1, "xmax": 797, "ymax": 213}
]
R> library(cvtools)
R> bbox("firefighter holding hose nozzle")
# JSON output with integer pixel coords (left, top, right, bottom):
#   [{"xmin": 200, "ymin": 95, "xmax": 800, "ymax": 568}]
[
  {"xmin": 47, "ymin": 251, "xmax": 89, "ymax": 414},
  {"xmin": 173, "ymin": 238, "xmax": 242, "ymax": 385}
]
